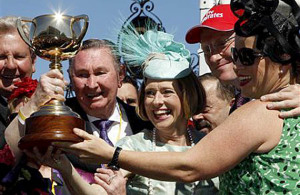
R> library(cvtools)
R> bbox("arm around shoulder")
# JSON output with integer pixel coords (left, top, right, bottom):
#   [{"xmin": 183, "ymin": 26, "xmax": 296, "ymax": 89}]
[{"xmin": 117, "ymin": 100, "xmax": 284, "ymax": 182}]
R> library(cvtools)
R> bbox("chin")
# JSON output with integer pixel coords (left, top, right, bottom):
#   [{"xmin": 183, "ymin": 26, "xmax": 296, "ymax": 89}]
[
  {"xmin": 218, "ymin": 73, "xmax": 237, "ymax": 83},
  {"xmin": 241, "ymin": 90, "xmax": 257, "ymax": 99},
  {"xmin": 89, "ymin": 101, "xmax": 108, "ymax": 110},
  {"xmin": 153, "ymin": 122, "xmax": 172, "ymax": 130}
]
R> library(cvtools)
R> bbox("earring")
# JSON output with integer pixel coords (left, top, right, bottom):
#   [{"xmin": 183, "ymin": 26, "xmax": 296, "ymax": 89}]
[{"xmin": 279, "ymin": 69, "xmax": 284, "ymax": 75}]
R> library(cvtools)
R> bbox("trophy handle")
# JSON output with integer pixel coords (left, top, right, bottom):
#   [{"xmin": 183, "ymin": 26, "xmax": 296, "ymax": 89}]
[
  {"xmin": 71, "ymin": 15, "xmax": 89, "ymax": 44},
  {"xmin": 16, "ymin": 17, "xmax": 35, "ymax": 48}
]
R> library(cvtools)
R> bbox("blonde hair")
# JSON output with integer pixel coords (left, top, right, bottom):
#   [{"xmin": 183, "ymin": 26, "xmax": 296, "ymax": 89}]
[{"xmin": 0, "ymin": 16, "xmax": 35, "ymax": 60}]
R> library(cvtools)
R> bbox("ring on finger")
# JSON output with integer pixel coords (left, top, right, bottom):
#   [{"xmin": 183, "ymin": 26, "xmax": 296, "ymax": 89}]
[
  {"xmin": 54, "ymin": 78, "xmax": 60, "ymax": 85},
  {"xmin": 54, "ymin": 86, "xmax": 59, "ymax": 94}
]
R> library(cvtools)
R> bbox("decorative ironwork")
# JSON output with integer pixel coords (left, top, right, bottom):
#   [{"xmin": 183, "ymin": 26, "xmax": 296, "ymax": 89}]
[
  {"xmin": 121, "ymin": 0, "xmax": 165, "ymax": 34},
  {"xmin": 118, "ymin": 0, "xmax": 198, "ymax": 78},
  {"xmin": 118, "ymin": 0, "xmax": 166, "ymax": 79},
  {"xmin": 190, "ymin": 53, "xmax": 200, "ymax": 76}
]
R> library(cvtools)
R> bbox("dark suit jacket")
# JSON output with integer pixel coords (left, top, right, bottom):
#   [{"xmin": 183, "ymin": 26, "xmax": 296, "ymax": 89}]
[
  {"xmin": 65, "ymin": 97, "xmax": 153, "ymax": 172},
  {"xmin": 0, "ymin": 96, "xmax": 13, "ymax": 180},
  {"xmin": 0, "ymin": 96, "xmax": 9, "ymax": 149}
]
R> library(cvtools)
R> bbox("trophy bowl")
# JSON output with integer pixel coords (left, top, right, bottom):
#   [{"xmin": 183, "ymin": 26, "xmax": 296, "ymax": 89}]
[{"xmin": 17, "ymin": 14, "xmax": 89, "ymax": 151}]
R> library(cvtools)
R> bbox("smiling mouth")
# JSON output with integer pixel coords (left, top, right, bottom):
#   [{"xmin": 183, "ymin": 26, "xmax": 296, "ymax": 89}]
[
  {"xmin": 87, "ymin": 92, "xmax": 104, "ymax": 99},
  {"xmin": 1, "ymin": 74, "xmax": 19, "ymax": 80},
  {"xmin": 239, "ymin": 76, "xmax": 252, "ymax": 87},
  {"xmin": 215, "ymin": 61, "xmax": 233, "ymax": 71},
  {"xmin": 195, "ymin": 119, "xmax": 212, "ymax": 131},
  {"xmin": 153, "ymin": 110, "xmax": 171, "ymax": 119},
  {"xmin": 216, "ymin": 63, "xmax": 227, "ymax": 68},
  {"xmin": 0, "ymin": 74, "xmax": 21, "ymax": 87}
]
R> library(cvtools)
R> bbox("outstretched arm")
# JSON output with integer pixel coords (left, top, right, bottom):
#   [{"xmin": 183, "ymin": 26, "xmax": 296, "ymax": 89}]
[
  {"xmin": 54, "ymin": 100, "xmax": 283, "ymax": 182},
  {"xmin": 260, "ymin": 84, "xmax": 300, "ymax": 118}
]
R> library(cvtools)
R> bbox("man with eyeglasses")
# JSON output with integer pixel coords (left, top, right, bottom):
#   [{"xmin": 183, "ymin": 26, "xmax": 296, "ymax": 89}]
[{"xmin": 186, "ymin": 4, "xmax": 300, "ymax": 117}]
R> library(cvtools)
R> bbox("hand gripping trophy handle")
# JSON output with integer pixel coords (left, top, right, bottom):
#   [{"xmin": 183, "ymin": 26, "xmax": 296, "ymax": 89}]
[{"xmin": 16, "ymin": 14, "xmax": 89, "ymax": 152}]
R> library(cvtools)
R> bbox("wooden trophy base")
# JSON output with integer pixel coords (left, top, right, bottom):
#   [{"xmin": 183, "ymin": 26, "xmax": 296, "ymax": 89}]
[{"xmin": 19, "ymin": 114, "xmax": 85, "ymax": 152}]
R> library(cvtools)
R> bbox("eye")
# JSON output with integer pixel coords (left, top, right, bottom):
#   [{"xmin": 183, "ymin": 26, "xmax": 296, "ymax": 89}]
[
  {"xmin": 204, "ymin": 106, "xmax": 212, "ymax": 113},
  {"xmin": 216, "ymin": 40, "xmax": 227, "ymax": 47},
  {"xmin": 145, "ymin": 89, "xmax": 155, "ymax": 97},
  {"xmin": 14, "ymin": 55, "xmax": 26, "ymax": 60},
  {"xmin": 201, "ymin": 45, "xmax": 210, "ymax": 54},
  {"xmin": 0, "ymin": 55, "xmax": 6, "ymax": 60},
  {"xmin": 126, "ymin": 98, "xmax": 136, "ymax": 105},
  {"xmin": 163, "ymin": 89, "xmax": 175, "ymax": 97},
  {"xmin": 76, "ymin": 72, "xmax": 89, "ymax": 78},
  {"xmin": 95, "ymin": 71, "xmax": 106, "ymax": 76}
]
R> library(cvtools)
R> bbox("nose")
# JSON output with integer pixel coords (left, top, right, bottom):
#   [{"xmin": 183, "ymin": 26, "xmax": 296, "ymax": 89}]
[
  {"xmin": 86, "ymin": 75, "xmax": 98, "ymax": 89},
  {"xmin": 208, "ymin": 53, "xmax": 222, "ymax": 65},
  {"xmin": 153, "ymin": 92, "xmax": 164, "ymax": 107},
  {"xmin": 5, "ymin": 56, "xmax": 17, "ymax": 70},
  {"xmin": 192, "ymin": 113, "xmax": 204, "ymax": 121}
]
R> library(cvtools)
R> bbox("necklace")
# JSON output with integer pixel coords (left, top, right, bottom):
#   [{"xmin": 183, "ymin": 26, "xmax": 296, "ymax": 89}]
[{"xmin": 148, "ymin": 128, "xmax": 196, "ymax": 195}]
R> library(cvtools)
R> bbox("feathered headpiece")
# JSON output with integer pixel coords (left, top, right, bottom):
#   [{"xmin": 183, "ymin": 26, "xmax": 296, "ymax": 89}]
[{"xmin": 119, "ymin": 26, "xmax": 192, "ymax": 80}]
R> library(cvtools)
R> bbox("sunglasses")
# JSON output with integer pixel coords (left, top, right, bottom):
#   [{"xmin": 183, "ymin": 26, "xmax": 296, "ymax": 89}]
[{"xmin": 231, "ymin": 47, "xmax": 265, "ymax": 66}]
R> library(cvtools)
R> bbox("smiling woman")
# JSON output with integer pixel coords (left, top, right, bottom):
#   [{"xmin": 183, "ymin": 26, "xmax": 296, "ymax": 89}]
[{"xmin": 105, "ymin": 29, "xmax": 209, "ymax": 194}]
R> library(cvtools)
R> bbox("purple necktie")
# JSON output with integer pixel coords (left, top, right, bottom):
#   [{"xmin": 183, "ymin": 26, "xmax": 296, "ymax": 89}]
[
  {"xmin": 93, "ymin": 120, "xmax": 114, "ymax": 146},
  {"xmin": 229, "ymin": 91, "xmax": 251, "ymax": 114}
]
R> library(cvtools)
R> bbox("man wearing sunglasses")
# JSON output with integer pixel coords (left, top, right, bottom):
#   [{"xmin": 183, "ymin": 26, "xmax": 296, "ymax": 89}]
[{"xmin": 186, "ymin": 4, "xmax": 300, "ymax": 118}]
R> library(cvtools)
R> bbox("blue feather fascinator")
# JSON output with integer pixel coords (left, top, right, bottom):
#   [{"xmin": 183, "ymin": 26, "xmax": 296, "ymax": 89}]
[{"xmin": 119, "ymin": 26, "xmax": 192, "ymax": 80}]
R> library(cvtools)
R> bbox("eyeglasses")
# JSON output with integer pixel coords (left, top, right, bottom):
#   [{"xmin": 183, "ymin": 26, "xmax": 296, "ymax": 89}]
[
  {"xmin": 200, "ymin": 36, "xmax": 235, "ymax": 55},
  {"xmin": 231, "ymin": 47, "xmax": 265, "ymax": 66}
]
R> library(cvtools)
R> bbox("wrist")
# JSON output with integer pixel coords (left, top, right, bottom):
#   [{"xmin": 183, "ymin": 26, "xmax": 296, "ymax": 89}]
[
  {"xmin": 107, "ymin": 147, "xmax": 122, "ymax": 170},
  {"xmin": 22, "ymin": 100, "xmax": 38, "ymax": 116}
]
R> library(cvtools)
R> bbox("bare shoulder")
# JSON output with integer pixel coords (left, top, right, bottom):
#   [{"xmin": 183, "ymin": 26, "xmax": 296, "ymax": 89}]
[
  {"xmin": 224, "ymin": 100, "xmax": 283, "ymax": 152},
  {"xmin": 229, "ymin": 100, "xmax": 280, "ymax": 124},
  {"xmin": 211, "ymin": 99, "xmax": 283, "ymax": 145}
]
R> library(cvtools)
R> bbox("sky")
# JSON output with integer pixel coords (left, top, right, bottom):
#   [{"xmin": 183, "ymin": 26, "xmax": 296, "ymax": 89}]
[{"xmin": 0, "ymin": 0, "xmax": 201, "ymax": 80}]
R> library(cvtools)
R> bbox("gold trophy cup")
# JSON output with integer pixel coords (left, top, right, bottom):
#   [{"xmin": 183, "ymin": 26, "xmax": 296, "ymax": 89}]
[{"xmin": 17, "ymin": 14, "xmax": 89, "ymax": 151}]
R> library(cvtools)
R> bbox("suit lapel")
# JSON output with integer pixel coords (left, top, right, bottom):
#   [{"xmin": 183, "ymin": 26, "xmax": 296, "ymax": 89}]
[{"xmin": 0, "ymin": 96, "xmax": 9, "ymax": 127}]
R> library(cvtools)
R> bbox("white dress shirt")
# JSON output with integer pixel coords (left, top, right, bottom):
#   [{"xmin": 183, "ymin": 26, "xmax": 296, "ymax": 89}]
[{"xmin": 87, "ymin": 102, "xmax": 133, "ymax": 145}]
